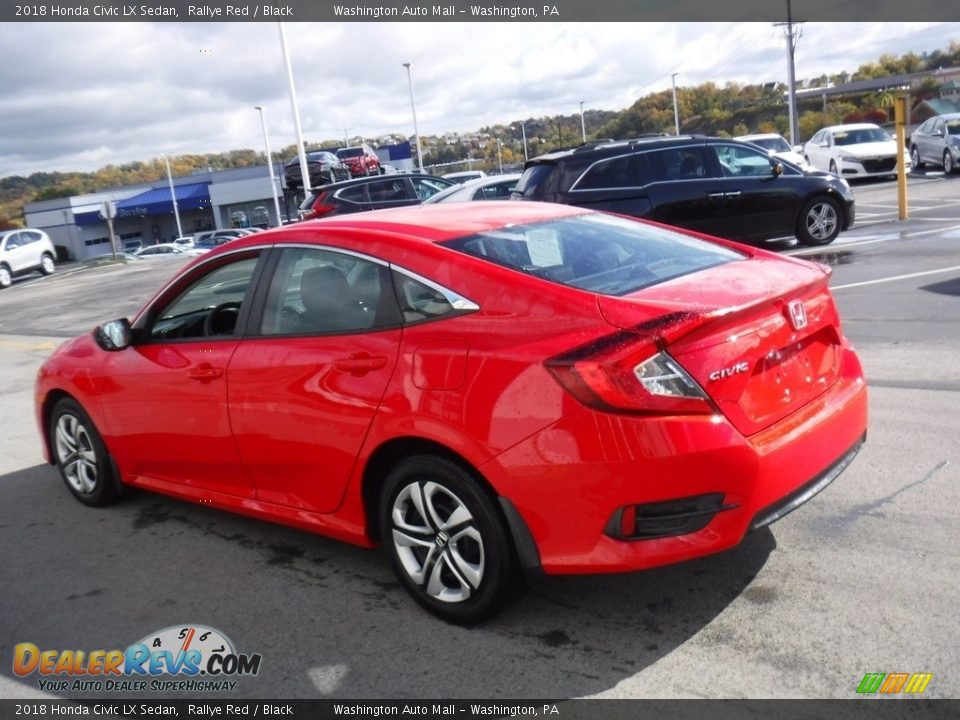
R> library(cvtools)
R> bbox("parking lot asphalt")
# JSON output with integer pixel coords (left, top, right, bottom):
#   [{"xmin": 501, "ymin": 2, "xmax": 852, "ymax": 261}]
[{"xmin": 1, "ymin": 174, "xmax": 958, "ymax": 699}]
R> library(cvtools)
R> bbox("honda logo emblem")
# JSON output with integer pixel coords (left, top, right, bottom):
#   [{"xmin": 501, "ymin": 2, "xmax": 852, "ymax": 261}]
[{"xmin": 787, "ymin": 300, "xmax": 807, "ymax": 330}]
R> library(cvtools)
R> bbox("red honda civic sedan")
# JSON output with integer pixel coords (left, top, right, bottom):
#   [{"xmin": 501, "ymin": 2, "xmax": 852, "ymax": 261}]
[{"xmin": 35, "ymin": 202, "xmax": 867, "ymax": 623}]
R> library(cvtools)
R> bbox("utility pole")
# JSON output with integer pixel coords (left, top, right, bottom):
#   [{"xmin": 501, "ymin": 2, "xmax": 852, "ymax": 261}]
[
  {"xmin": 775, "ymin": 0, "xmax": 803, "ymax": 146},
  {"xmin": 579, "ymin": 101, "xmax": 587, "ymax": 143},
  {"xmin": 671, "ymin": 73, "xmax": 680, "ymax": 135}
]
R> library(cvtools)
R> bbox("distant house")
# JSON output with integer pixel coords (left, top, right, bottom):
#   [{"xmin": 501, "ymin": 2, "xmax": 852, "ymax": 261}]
[{"xmin": 912, "ymin": 81, "xmax": 960, "ymax": 123}]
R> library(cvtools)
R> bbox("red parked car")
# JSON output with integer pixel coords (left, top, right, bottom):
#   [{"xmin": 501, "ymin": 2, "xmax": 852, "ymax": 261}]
[
  {"xmin": 35, "ymin": 202, "xmax": 867, "ymax": 623},
  {"xmin": 336, "ymin": 144, "xmax": 382, "ymax": 177}
]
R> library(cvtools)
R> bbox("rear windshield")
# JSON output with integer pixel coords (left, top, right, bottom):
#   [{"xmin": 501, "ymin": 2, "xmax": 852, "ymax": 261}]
[
  {"xmin": 441, "ymin": 213, "xmax": 744, "ymax": 296},
  {"xmin": 338, "ymin": 148, "xmax": 363, "ymax": 158},
  {"xmin": 511, "ymin": 164, "xmax": 555, "ymax": 198}
]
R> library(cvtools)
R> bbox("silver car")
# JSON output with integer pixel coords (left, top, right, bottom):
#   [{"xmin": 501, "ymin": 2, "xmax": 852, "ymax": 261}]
[
  {"xmin": 0, "ymin": 228, "xmax": 57, "ymax": 289},
  {"xmin": 910, "ymin": 114, "xmax": 960, "ymax": 175},
  {"xmin": 423, "ymin": 174, "xmax": 521, "ymax": 204}
]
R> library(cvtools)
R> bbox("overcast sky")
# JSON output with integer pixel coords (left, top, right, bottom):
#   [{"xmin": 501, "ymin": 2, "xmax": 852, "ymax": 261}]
[{"xmin": 0, "ymin": 21, "xmax": 957, "ymax": 178}]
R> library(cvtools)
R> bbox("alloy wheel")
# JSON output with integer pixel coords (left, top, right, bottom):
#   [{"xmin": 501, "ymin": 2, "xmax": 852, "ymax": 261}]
[
  {"xmin": 41, "ymin": 255, "xmax": 56, "ymax": 274},
  {"xmin": 390, "ymin": 480, "xmax": 485, "ymax": 603},
  {"xmin": 54, "ymin": 413, "xmax": 99, "ymax": 494},
  {"xmin": 0, "ymin": 265, "xmax": 11, "ymax": 288},
  {"xmin": 946, "ymin": 151, "xmax": 954, "ymax": 175},
  {"xmin": 805, "ymin": 201, "xmax": 839, "ymax": 241}
]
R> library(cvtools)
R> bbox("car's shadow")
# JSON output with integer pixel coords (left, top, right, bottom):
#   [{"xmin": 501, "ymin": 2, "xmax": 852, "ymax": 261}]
[{"xmin": 0, "ymin": 465, "xmax": 775, "ymax": 699}]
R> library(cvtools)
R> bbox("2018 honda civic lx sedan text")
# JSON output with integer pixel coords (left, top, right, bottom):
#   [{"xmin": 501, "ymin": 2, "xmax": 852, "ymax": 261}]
[{"xmin": 36, "ymin": 202, "xmax": 867, "ymax": 623}]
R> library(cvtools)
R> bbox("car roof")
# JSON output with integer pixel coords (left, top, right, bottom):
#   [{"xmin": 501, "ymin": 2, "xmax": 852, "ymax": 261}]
[
  {"xmin": 529, "ymin": 134, "xmax": 712, "ymax": 164},
  {"xmin": 306, "ymin": 173, "xmax": 447, "ymax": 196},
  {"xmin": 823, "ymin": 123, "xmax": 884, "ymax": 132},
  {"xmin": 225, "ymin": 201, "xmax": 588, "ymax": 247},
  {"xmin": 735, "ymin": 133, "xmax": 784, "ymax": 140}
]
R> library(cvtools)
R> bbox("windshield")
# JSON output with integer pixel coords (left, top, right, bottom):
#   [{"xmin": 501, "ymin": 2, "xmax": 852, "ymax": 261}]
[
  {"xmin": 442, "ymin": 213, "xmax": 743, "ymax": 296},
  {"xmin": 833, "ymin": 127, "xmax": 891, "ymax": 145}
]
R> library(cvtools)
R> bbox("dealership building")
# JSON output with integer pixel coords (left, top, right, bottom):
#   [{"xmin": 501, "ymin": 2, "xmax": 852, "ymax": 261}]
[{"xmin": 23, "ymin": 163, "xmax": 292, "ymax": 260}]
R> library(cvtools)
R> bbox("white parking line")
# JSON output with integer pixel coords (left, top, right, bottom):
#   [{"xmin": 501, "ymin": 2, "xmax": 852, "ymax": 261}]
[
  {"xmin": 787, "ymin": 222, "xmax": 960, "ymax": 255},
  {"xmin": 833, "ymin": 264, "xmax": 960, "ymax": 290}
]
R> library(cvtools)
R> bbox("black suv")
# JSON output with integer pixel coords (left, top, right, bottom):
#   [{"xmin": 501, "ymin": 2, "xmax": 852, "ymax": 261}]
[
  {"xmin": 512, "ymin": 135, "xmax": 855, "ymax": 246},
  {"xmin": 298, "ymin": 174, "xmax": 455, "ymax": 220}
]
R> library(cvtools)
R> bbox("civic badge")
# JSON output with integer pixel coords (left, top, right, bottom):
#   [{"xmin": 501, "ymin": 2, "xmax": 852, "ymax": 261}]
[{"xmin": 787, "ymin": 300, "xmax": 807, "ymax": 330}]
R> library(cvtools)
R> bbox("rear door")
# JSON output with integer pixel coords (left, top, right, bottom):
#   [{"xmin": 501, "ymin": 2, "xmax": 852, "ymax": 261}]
[
  {"xmin": 226, "ymin": 246, "xmax": 402, "ymax": 513},
  {"xmin": 564, "ymin": 153, "xmax": 654, "ymax": 218}
]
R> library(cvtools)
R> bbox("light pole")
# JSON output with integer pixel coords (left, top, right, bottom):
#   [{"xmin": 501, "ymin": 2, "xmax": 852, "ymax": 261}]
[
  {"xmin": 579, "ymin": 101, "xmax": 587, "ymax": 143},
  {"xmin": 278, "ymin": 22, "xmax": 311, "ymax": 192},
  {"xmin": 671, "ymin": 73, "xmax": 681, "ymax": 135},
  {"xmin": 402, "ymin": 62, "xmax": 425, "ymax": 173},
  {"xmin": 254, "ymin": 106, "xmax": 283, "ymax": 228},
  {"xmin": 520, "ymin": 122, "xmax": 528, "ymax": 162},
  {"xmin": 496, "ymin": 136, "xmax": 503, "ymax": 174},
  {"xmin": 162, "ymin": 153, "xmax": 183, "ymax": 240}
]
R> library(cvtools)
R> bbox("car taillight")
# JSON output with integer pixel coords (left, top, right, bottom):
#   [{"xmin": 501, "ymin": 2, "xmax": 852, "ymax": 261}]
[
  {"xmin": 299, "ymin": 192, "xmax": 334, "ymax": 220},
  {"xmin": 546, "ymin": 329, "xmax": 712, "ymax": 415}
]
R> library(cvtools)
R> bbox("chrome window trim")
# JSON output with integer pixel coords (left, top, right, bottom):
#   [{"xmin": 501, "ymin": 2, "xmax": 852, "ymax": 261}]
[{"xmin": 391, "ymin": 267, "xmax": 480, "ymax": 312}]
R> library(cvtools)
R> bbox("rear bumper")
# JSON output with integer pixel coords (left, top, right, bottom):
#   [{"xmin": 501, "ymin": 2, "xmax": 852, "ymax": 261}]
[{"xmin": 484, "ymin": 343, "xmax": 867, "ymax": 575}]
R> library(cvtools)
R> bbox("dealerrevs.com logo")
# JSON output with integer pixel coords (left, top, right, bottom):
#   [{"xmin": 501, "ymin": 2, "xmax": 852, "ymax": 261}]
[{"xmin": 13, "ymin": 625, "xmax": 262, "ymax": 693}]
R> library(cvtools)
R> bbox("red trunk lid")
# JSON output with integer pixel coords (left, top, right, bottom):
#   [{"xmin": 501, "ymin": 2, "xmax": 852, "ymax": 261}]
[{"xmin": 599, "ymin": 255, "xmax": 842, "ymax": 436}]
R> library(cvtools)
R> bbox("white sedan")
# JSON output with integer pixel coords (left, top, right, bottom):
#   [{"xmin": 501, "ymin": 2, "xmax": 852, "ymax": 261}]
[
  {"xmin": 803, "ymin": 123, "xmax": 910, "ymax": 179},
  {"xmin": 736, "ymin": 133, "xmax": 808, "ymax": 168}
]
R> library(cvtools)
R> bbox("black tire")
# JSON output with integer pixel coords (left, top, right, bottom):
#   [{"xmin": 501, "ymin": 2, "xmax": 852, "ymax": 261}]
[
  {"xmin": 48, "ymin": 397, "xmax": 122, "ymax": 507},
  {"xmin": 945, "ymin": 150, "xmax": 956, "ymax": 175},
  {"xmin": 911, "ymin": 146, "xmax": 923, "ymax": 170},
  {"xmin": 39, "ymin": 253, "xmax": 56, "ymax": 276},
  {"xmin": 0, "ymin": 264, "xmax": 11, "ymax": 289},
  {"xmin": 796, "ymin": 195, "xmax": 842, "ymax": 246},
  {"xmin": 379, "ymin": 455, "xmax": 519, "ymax": 624}
]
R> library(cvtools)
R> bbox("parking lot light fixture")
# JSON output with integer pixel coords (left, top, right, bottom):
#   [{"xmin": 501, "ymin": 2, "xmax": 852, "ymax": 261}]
[
  {"xmin": 254, "ymin": 106, "xmax": 283, "ymax": 228},
  {"xmin": 162, "ymin": 153, "xmax": 183, "ymax": 240},
  {"xmin": 403, "ymin": 62, "xmax": 425, "ymax": 173}
]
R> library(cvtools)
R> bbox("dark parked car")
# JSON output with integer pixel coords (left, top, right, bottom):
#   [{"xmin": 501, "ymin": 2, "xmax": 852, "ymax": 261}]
[
  {"xmin": 910, "ymin": 113, "xmax": 960, "ymax": 175},
  {"xmin": 298, "ymin": 174, "xmax": 454, "ymax": 220},
  {"xmin": 284, "ymin": 150, "xmax": 352, "ymax": 189},
  {"xmin": 512, "ymin": 135, "xmax": 856, "ymax": 246}
]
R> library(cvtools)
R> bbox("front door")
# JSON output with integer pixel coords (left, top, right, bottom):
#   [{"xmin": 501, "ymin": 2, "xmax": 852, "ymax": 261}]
[{"xmin": 100, "ymin": 252, "xmax": 263, "ymax": 498}]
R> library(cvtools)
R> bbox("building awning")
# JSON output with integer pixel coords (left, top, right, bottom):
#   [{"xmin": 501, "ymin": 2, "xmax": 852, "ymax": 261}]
[{"xmin": 75, "ymin": 182, "xmax": 212, "ymax": 225}]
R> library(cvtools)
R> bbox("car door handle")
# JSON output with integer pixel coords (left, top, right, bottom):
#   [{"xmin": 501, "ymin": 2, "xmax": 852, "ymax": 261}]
[
  {"xmin": 335, "ymin": 354, "xmax": 388, "ymax": 374},
  {"xmin": 724, "ymin": 191, "xmax": 742, "ymax": 197},
  {"xmin": 705, "ymin": 192, "xmax": 726, "ymax": 198},
  {"xmin": 188, "ymin": 365, "xmax": 224, "ymax": 380}
]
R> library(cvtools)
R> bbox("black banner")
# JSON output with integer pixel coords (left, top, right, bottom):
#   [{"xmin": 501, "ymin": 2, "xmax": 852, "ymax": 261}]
[
  {"xmin": 1, "ymin": 700, "xmax": 959, "ymax": 720},
  {"xmin": 3, "ymin": 0, "xmax": 960, "ymax": 23}
]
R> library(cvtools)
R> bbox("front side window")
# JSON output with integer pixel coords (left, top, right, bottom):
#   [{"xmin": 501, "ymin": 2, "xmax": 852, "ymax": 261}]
[
  {"xmin": 410, "ymin": 177, "xmax": 450, "ymax": 200},
  {"xmin": 150, "ymin": 255, "xmax": 260, "ymax": 340},
  {"xmin": 442, "ymin": 213, "xmax": 743, "ymax": 296},
  {"xmin": 713, "ymin": 144, "xmax": 775, "ymax": 177},
  {"xmin": 258, "ymin": 247, "xmax": 400, "ymax": 335}
]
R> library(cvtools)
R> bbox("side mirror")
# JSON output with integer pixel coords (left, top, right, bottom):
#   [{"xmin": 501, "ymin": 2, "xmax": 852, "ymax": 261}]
[
  {"xmin": 793, "ymin": 145, "xmax": 804, "ymax": 154},
  {"xmin": 94, "ymin": 318, "xmax": 133, "ymax": 352},
  {"xmin": 772, "ymin": 161, "xmax": 784, "ymax": 177}
]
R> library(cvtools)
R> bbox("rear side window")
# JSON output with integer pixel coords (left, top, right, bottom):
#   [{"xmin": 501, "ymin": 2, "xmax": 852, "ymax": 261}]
[
  {"xmin": 442, "ymin": 213, "xmax": 743, "ymax": 296},
  {"xmin": 647, "ymin": 147, "xmax": 714, "ymax": 182},
  {"xmin": 574, "ymin": 155, "xmax": 640, "ymax": 190}
]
